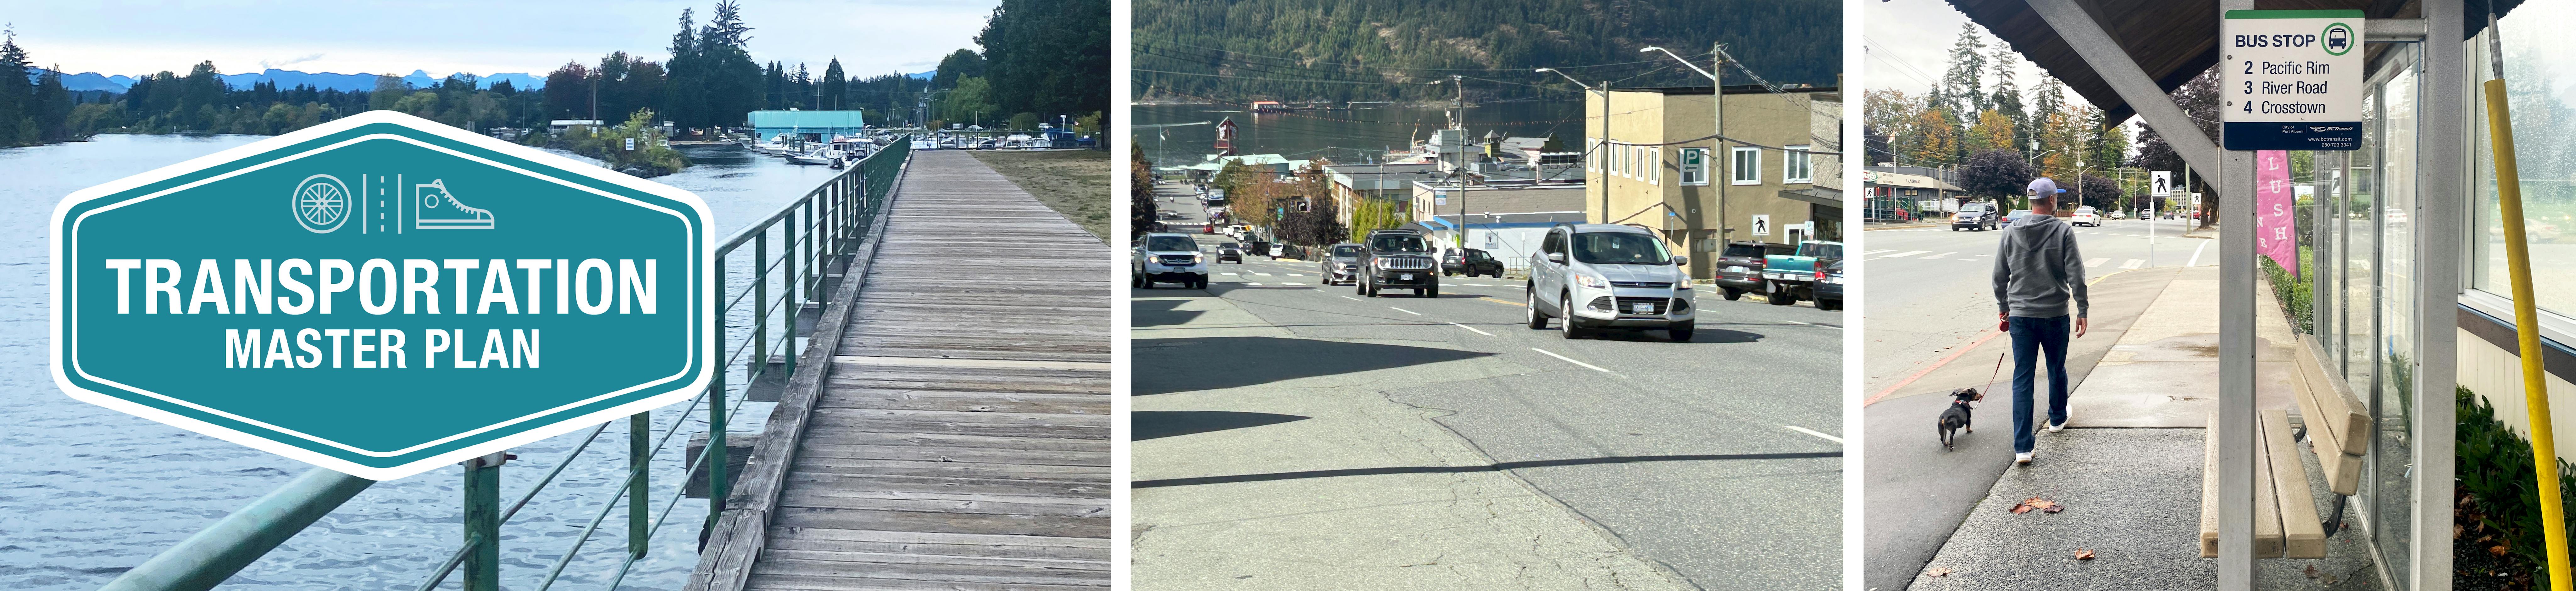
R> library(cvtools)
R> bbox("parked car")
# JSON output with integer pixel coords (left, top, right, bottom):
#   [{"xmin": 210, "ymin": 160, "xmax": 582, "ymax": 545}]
[
  {"xmin": 1320, "ymin": 243, "xmax": 1365, "ymax": 285},
  {"xmin": 1523, "ymin": 223, "xmax": 1696, "ymax": 341},
  {"xmin": 2071, "ymin": 206, "xmax": 2101, "ymax": 227},
  {"xmin": 1762, "ymin": 240, "xmax": 1844, "ymax": 307},
  {"xmin": 1358, "ymin": 229, "xmax": 1439, "ymax": 297},
  {"xmin": 2109, "ymin": 209, "xmax": 2129, "ymax": 220},
  {"xmin": 1443, "ymin": 248, "xmax": 1505, "ymax": 277},
  {"xmin": 1813, "ymin": 259, "xmax": 1844, "ymax": 311},
  {"xmin": 1130, "ymin": 232, "xmax": 1207, "ymax": 289},
  {"xmin": 1215, "ymin": 244, "xmax": 1244, "ymax": 264},
  {"xmin": 1713, "ymin": 240, "xmax": 1793, "ymax": 301},
  {"xmin": 2001, "ymin": 209, "xmax": 2035, "ymax": 227},
  {"xmin": 1952, "ymin": 202, "xmax": 1999, "ymax": 231}
]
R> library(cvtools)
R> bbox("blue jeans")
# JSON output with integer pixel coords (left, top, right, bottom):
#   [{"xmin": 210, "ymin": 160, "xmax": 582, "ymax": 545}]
[{"xmin": 2009, "ymin": 315, "xmax": 2073, "ymax": 454}]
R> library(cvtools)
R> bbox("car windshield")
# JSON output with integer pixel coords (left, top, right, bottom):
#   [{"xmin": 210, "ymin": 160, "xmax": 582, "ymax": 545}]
[
  {"xmin": 1961, "ymin": 204, "xmax": 1990, "ymax": 213},
  {"xmin": 1570, "ymin": 232, "xmax": 1672, "ymax": 264},
  {"xmin": 1369, "ymin": 235, "xmax": 1428, "ymax": 253},
  {"xmin": 1331, "ymin": 245, "xmax": 1365, "ymax": 257},
  {"xmin": 1801, "ymin": 243, "xmax": 1843, "ymax": 259},
  {"xmin": 1144, "ymin": 236, "xmax": 1196, "ymax": 251}
]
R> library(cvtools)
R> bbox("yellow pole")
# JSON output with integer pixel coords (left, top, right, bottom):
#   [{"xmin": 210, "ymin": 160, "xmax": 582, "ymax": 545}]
[{"xmin": 2483, "ymin": 76, "xmax": 2573, "ymax": 591}]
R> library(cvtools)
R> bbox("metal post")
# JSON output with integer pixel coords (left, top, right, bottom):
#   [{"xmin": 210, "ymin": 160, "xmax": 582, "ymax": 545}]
[
  {"xmin": 2218, "ymin": 145, "xmax": 2257, "ymax": 591},
  {"xmin": 783, "ymin": 207, "xmax": 799, "ymax": 377},
  {"xmin": 628, "ymin": 412, "xmax": 648, "ymax": 559},
  {"xmin": 462, "ymin": 452, "xmax": 504, "ymax": 591},
  {"xmin": 2416, "ymin": 2, "xmax": 2465, "ymax": 587},
  {"xmin": 1715, "ymin": 42, "xmax": 1728, "ymax": 244},
  {"xmin": 706, "ymin": 259, "xmax": 728, "ymax": 529}
]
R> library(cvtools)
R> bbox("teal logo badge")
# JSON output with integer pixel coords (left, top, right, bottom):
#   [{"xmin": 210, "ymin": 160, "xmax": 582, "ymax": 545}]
[{"xmin": 51, "ymin": 111, "xmax": 716, "ymax": 480}]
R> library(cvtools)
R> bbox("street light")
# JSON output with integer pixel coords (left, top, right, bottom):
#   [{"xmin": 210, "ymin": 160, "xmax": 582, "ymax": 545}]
[
  {"xmin": 1641, "ymin": 44, "xmax": 1727, "ymax": 256},
  {"xmin": 1539, "ymin": 68, "xmax": 1612, "ymax": 223},
  {"xmin": 1425, "ymin": 75, "xmax": 1467, "ymax": 249}
]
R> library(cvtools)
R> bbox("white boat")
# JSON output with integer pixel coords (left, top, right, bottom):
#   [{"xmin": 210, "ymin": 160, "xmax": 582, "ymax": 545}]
[{"xmin": 786, "ymin": 145, "xmax": 839, "ymax": 165}]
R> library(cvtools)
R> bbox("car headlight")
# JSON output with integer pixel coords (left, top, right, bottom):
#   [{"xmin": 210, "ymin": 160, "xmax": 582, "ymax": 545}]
[{"xmin": 1574, "ymin": 274, "xmax": 1607, "ymax": 289}]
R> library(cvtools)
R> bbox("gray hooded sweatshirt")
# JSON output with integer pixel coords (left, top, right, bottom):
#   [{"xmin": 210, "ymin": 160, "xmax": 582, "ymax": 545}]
[{"xmin": 1992, "ymin": 213, "xmax": 2088, "ymax": 319}]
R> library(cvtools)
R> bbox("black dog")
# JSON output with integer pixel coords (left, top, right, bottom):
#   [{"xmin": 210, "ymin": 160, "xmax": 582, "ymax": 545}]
[{"xmin": 1937, "ymin": 387, "xmax": 1982, "ymax": 451}]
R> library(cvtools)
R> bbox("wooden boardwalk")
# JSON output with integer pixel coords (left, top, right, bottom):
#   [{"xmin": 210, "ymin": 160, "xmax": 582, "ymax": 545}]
[{"xmin": 695, "ymin": 150, "xmax": 1111, "ymax": 591}]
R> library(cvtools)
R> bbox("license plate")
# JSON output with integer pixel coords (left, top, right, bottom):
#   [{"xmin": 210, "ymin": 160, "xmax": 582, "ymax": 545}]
[
  {"xmin": 1400, "ymin": 273, "xmax": 1413, "ymax": 280},
  {"xmin": 1727, "ymin": 266, "xmax": 1749, "ymax": 273},
  {"xmin": 1631, "ymin": 302, "xmax": 1654, "ymax": 314}
]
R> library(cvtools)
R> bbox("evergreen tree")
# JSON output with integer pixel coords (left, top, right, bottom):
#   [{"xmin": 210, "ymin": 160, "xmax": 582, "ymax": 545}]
[
  {"xmin": 662, "ymin": 8, "xmax": 707, "ymax": 128},
  {"xmin": 0, "ymin": 27, "xmax": 33, "ymax": 145},
  {"xmin": 33, "ymin": 64, "xmax": 71, "ymax": 142},
  {"xmin": 1940, "ymin": 23, "xmax": 1987, "ymax": 118},
  {"xmin": 1988, "ymin": 46, "xmax": 2027, "ymax": 153},
  {"xmin": 821, "ymin": 58, "xmax": 846, "ymax": 110}
]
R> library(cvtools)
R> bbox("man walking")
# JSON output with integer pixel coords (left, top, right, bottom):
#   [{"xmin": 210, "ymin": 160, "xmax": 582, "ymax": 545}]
[{"xmin": 1993, "ymin": 177, "xmax": 2090, "ymax": 464}]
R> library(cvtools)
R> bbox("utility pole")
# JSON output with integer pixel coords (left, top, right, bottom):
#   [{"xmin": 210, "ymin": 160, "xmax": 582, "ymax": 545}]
[{"xmin": 1714, "ymin": 41, "xmax": 1726, "ymax": 249}]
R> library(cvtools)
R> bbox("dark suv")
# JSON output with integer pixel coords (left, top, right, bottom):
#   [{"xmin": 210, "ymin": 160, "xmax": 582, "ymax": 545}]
[
  {"xmin": 1713, "ymin": 241, "xmax": 1792, "ymax": 301},
  {"xmin": 1443, "ymin": 248, "xmax": 1504, "ymax": 278},
  {"xmin": 1359, "ymin": 229, "xmax": 1439, "ymax": 297},
  {"xmin": 1951, "ymin": 202, "xmax": 1998, "ymax": 231}
]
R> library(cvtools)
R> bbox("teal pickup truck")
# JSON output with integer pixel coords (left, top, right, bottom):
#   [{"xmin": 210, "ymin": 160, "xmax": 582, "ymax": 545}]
[{"xmin": 1761, "ymin": 240, "xmax": 1844, "ymax": 308}]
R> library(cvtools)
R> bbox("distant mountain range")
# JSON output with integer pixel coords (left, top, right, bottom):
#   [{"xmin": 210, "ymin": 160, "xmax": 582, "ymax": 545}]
[{"xmin": 25, "ymin": 67, "xmax": 547, "ymax": 93}]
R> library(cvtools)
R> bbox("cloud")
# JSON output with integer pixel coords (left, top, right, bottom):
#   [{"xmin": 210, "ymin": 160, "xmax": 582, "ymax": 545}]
[{"xmin": 259, "ymin": 53, "xmax": 327, "ymax": 70}]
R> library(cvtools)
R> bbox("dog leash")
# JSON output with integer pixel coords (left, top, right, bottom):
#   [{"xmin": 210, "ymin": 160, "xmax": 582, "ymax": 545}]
[{"xmin": 1978, "ymin": 352, "xmax": 2005, "ymax": 402}]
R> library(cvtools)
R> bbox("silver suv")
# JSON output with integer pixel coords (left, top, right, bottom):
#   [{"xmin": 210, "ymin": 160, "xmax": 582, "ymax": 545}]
[
  {"xmin": 1524, "ymin": 224, "xmax": 1696, "ymax": 341},
  {"xmin": 1131, "ymin": 232, "xmax": 1208, "ymax": 289}
]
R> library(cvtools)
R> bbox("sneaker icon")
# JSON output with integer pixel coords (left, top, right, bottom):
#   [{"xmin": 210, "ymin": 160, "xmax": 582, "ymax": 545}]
[{"xmin": 414, "ymin": 179, "xmax": 494, "ymax": 230}]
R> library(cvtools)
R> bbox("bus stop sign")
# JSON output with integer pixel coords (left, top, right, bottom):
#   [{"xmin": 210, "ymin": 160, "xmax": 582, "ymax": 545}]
[
  {"xmin": 49, "ymin": 111, "xmax": 716, "ymax": 480},
  {"xmin": 2221, "ymin": 10, "xmax": 2364, "ymax": 150}
]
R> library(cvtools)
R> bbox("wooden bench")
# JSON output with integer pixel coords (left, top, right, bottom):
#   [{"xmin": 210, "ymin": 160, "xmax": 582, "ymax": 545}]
[{"xmin": 2198, "ymin": 334, "xmax": 2368, "ymax": 560}]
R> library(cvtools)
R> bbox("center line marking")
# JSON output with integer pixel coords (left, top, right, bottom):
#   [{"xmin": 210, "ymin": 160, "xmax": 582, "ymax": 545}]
[
  {"xmin": 1388, "ymin": 307, "xmax": 1420, "ymax": 315},
  {"xmin": 1530, "ymin": 348, "xmax": 1611, "ymax": 373},
  {"xmin": 1450, "ymin": 322, "xmax": 1493, "ymax": 336},
  {"xmin": 1784, "ymin": 425, "xmax": 1843, "ymax": 443}
]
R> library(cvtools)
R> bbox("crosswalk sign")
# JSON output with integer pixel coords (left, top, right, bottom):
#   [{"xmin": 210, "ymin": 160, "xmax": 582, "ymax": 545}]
[{"xmin": 2151, "ymin": 171, "xmax": 2174, "ymax": 197}]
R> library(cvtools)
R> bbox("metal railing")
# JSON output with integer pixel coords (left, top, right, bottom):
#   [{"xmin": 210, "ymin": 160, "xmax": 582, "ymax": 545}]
[{"xmin": 97, "ymin": 137, "xmax": 914, "ymax": 591}]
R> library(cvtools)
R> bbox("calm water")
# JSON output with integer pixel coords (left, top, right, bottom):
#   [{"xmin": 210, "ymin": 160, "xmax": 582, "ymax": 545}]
[
  {"xmin": 1132, "ymin": 102, "xmax": 1582, "ymax": 166},
  {"xmin": 0, "ymin": 134, "xmax": 840, "ymax": 590}
]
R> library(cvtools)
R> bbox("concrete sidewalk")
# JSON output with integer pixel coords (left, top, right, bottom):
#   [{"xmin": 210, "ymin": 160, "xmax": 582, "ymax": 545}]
[{"xmin": 1887, "ymin": 267, "xmax": 2382, "ymax": 590}]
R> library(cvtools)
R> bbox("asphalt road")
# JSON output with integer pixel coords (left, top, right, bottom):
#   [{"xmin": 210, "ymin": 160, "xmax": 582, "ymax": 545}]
[
  {"xmin": 1862, "ymin": 216, "xmax": 2209, "ymax": 399},
  {"xmin": 1132, "ymin": 184, "xmax": 1844, "ymax": 589}
]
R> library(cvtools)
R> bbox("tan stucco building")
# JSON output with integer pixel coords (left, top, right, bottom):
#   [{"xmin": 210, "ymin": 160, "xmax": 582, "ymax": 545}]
[{"xmin": 1583, "ymin": 84, "xmax": 1841, "ymax": 279}]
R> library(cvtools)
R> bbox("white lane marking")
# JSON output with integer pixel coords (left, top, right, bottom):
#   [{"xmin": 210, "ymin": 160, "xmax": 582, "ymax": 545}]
[
  {"xmin": 1287, "ymin": 273, "xmax": 1306, "ymax": 276},
  {"xmin": 1450, "ymin": 322, "xmax": 1494, "ymax": 336},
  {"xmin": 1221, "ymin": 272, "xmax": 1240, "ymax": 276},
  {"xmin": 1342, "ymin": 296, "xmax": 1362, "ymax": 301},
  {"xmin": 1388, "ymin": 307, "xmax": 1421, "ymax": 315},
  {"xmin": 2120, "ymin": 259, "xmax": 2145, "ymax": 269},
  {"xmin": 1254, "ymin": 273, "xmax": 1274, "ymax": 276},
  {"xmin": 1530, "ymin": 348, "xmax": 1612, "ymax": 373},
  {"xmin": 1245, "ymin": 282, "xmax": 1263, "ymax": 286},
  {"xmin": 1465, "ymin": 283, "xmax": 1493, "ymax": 287},
  {"xmin": 1784, "ymin": 425, "xmax": 1844, "ymax": 443},
  {"xmin": 1879, "ymin": 250, "xmax": 1930, "ymax": 259},
  {"xmin": 1281, "ymin": 282, "xmax": 1307, "ymax": 286},
  {"xmin": 1862, "ymin": 249, "xmax": 1893, "ymax": 255},
  {"xmin": 2084, "ymin": 257, "xmax": 2108, "ymax": 268},
  {"xmin": 1784, "ymin": 320, "xmax": 1810, "ymax": 325},
  {"xmin": 1920, "ymin": 251, "xmax": 1954, "ymax": 259},
  {"xmin": 2188, "ymin": 240, "xmax": 2210, "ymax": 266}
]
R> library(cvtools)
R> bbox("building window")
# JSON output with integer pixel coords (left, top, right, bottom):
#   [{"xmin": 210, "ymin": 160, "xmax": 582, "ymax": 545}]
[
  {"xmin": 1679, "ymin": 148, "xmax": 1709, "ymax": 186},
  {"xmin": 1731, "ymin": 146, "xmax": 1761, "ymax": 185},
  {"xmin": 1650, "ymin": 147, "xmax": 1662, "ymax": 185},
  {"xmin": 1586, "ymin": 139, "xmax": 1600, "ymax": 171},
  {"xmin": 1784, "ymin": 145, "xmax": 1813, "ymax": 184}
]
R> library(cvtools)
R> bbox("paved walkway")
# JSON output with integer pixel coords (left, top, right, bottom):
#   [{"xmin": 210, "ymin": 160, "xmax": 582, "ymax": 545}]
[{"xmin": 1895, "ymin": 266, "xmax": 2379, "ymax": 590}]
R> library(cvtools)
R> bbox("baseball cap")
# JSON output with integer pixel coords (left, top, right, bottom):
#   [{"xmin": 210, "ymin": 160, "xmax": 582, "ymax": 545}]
[{"xmin": 2026, "ymin": 178, "xmax": 2066, "ymax": 198}]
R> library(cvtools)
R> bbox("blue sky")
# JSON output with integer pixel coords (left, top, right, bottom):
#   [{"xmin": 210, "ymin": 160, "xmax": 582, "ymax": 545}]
[{"xmin": 3, "ymin": 0, "xmax": 1001, "ymax": 77}]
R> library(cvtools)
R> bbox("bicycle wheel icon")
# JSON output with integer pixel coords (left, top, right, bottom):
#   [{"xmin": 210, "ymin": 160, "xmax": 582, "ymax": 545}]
[{"xmin": 292, "ymin": 174, "xmax": 351, "ymax": 233}]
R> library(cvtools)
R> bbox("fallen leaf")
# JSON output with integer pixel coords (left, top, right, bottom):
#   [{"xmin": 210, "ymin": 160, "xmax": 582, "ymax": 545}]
[
  {"xmin": 2489, "ymin": 545, "xmax": 2510, "ymax": 557},
  {"xmin": 1926, "ymin": 567, "xmax": 1953, "ymax": 577},
  {"xmin": 2009, "ymin": 497, "xmax": 2061, "ymax": 514},
  {"xmin": 2304, "ymin": 565, "xmax": 2320, "ymax": 579},
  {"xmin": 2074, "ymin": 548, "xmax": 2096, "ymax": 560},
  {"xmin": 2453, "ymin": 524, "xmax": 2465, "ymax": 539},
  {"xmin": 2043, "ymin": 505, "xmax": 2066, "ymax": 513}
]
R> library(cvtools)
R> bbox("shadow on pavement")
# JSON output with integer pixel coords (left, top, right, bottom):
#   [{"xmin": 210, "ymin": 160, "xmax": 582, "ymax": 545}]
[
  {"xmin": 1130, "ymin": 336, "xmax": 1495, "ymax": 395},
  {"xmin": 1129, "ymin": 297, "xmax": 1204, "ymax": 328},
  {"xmin": 1131, "ymin": 450, "xmax": 1844, "ymax": 488},
  {"xmin": 1131, "ymin": 410, "xmax": 1309, "ymax": 441}
]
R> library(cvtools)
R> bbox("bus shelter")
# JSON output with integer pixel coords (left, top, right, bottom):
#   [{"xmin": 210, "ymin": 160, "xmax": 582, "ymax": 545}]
[{"xmin": 1948, "ymin": 0, "xmax": 2565, "ymax": 588}]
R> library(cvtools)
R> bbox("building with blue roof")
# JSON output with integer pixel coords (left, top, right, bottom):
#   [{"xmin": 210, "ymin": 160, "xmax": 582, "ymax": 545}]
[{"xmin": 747, "ymin": 110, "xmax": 866, "ymax": 142}]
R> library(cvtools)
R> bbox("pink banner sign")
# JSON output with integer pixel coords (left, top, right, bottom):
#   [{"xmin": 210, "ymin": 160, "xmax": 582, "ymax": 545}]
[{"xmin": 2255, "ymin": 150, "xmax": 2297, "ymax": 276}]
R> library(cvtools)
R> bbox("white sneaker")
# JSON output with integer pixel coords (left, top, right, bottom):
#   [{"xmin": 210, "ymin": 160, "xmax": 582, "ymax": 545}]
[
  {"xmin": 2046, "ymin": 419, "xmax": 2068, "ymax": 432},
  {"xmin": 2015, "ymin": 452, "xmax": 2035, "ymax": 464}
]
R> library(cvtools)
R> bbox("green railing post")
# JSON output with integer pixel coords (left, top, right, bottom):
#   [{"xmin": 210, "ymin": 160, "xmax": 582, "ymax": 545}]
[
  {"xmin": 97, "ymin": 469, "xmax": 374, "ymax": 591},
  {"xmin": 783, "ymin": 207, "xmax": 799, "ymax": 378},
  {"xmin": 627, "ymin": 412, "xmax": 648, "ymax": 559},
  {"xmin": 705, "ymin": 259, "xmax": 728, "ymax": 531},
  {"xmin": 461, "ymin": 452, "xmax": 503, "ymax": 591},
  {"xmin": 752, "ymin": 229, "xmax": 768, "ymax": 381}
]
